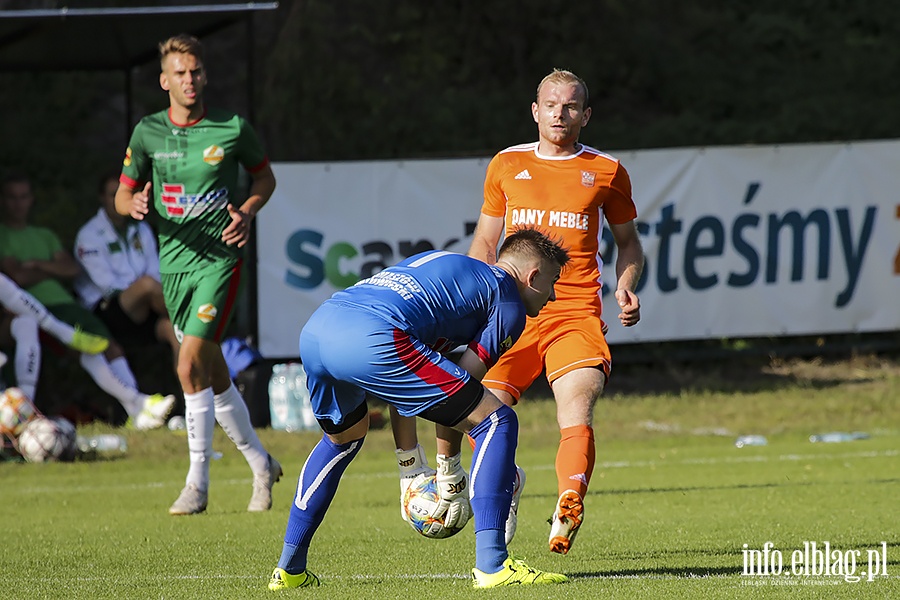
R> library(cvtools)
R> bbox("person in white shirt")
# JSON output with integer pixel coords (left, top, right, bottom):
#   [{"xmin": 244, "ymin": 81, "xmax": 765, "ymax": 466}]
[
  {"xmin": 2, "ymin": 172, "xmax": 174, "ymax": 429},
  {"xmin": 74, "ymin": 174, "xmax": 180, "ymax": 365}
]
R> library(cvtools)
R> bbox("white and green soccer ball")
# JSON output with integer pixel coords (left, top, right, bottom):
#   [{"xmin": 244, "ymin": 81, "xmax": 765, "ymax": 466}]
[{"xmin": 17, "ymin": 416, "xmax": 77, "ymax": 463}]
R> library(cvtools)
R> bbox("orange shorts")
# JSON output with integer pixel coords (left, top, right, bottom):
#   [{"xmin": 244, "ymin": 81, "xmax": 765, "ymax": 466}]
[{"xmin": 482, "ymin": 299, "xmax": 611, "ymax": 403}]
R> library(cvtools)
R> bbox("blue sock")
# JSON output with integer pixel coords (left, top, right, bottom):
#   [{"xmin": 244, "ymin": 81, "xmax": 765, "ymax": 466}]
[
  {"xmin": 277, "ymin": 434, "xmax": 365, "ymax": 574},
  {"xmin": 469, "ymin": 404, "xmax": 518, "ymax": 573},
  {"xmin": 475, "ymin": 529, "xmax": 507, "ymax": 574}
]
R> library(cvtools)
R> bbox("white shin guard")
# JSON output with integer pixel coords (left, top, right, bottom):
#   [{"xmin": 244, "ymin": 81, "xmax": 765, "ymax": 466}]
[{"xmin": 184, "ymin": 388, "xmax": 215, "ymax": 490}]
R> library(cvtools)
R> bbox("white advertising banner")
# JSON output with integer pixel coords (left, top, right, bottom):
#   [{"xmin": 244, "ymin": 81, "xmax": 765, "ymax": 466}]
[
  {"xmin": 258, "ymin": 159, "xmax": 487, "ymax": 357},
  {"xmin": 257, "ymin": 141, "xmax": 900, "ymax": 358}
]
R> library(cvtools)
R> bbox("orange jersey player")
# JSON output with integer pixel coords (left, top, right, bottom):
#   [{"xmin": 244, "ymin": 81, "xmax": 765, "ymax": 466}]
[
  {"xmin": 468, "ymin": 69, "xmax": 645, "ymax": 555},
  {"xmin": 478, "ymin": 141, "xmax": 636, "ymax": 388}
]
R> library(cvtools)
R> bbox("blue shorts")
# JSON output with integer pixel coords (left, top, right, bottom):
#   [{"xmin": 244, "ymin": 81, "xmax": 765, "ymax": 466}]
[{"xmin": 299, "ymin": 301, "xmax": 481, "ymax": 430}]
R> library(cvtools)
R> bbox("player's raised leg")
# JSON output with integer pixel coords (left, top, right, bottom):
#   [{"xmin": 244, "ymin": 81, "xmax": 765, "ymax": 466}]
[
  {"xmin": 0, "ymin": 273, "xmax": 108, "ymax": 354},
  {"xmin": 8, "ymin": 316, "xmax": 40, "ymax": 400},
  {"xmin": 78, "ymin": 349, "xmax": 175, "ymax": 430},
  {"xmin": 208, "ymin": 346, "xmax": 282, "ymax": 511}
]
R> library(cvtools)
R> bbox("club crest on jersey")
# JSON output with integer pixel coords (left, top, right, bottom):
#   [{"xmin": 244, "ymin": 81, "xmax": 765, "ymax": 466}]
[
  {"xmin": 203, "ymin": 145, "xmax": 225, "ymax": 165},
  {"xmin": 123, "ymin": 147, "xmax": 132, "ymax": 167},
  {"xmin": 160, "ymin": 183, "xmax": 229, "ymax": 217},
  {"xmin": 581, "ymin": 170, "xmax": 596, "ymax": 188},
  {"xmin": 500, "ymin": 335, "xmax": 514, "ymax": 352},
  {"xmin": 196, "ymin": 303, "xmax": 218, "ymax": 324}
]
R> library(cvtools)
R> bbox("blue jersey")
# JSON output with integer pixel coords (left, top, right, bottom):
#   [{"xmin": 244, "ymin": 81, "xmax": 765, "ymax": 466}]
[
  {"xmin": 328, "ymin": 250, "xmax": 525, "ymax": 369},
  {"xmin": 300, "ymin": 251, "xmax": 526, "ymax": 425}
]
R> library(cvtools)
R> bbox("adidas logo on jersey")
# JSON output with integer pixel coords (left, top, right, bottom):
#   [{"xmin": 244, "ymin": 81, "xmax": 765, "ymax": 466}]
[{"xmin": 514, "ymin": 169, "xmax": 532, "ymax": 180}]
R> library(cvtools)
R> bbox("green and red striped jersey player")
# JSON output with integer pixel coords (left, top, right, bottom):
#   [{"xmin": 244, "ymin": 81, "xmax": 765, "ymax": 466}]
[{"xmin": 119, "ymin": 107, "xmax": 270, "ymax": 274}]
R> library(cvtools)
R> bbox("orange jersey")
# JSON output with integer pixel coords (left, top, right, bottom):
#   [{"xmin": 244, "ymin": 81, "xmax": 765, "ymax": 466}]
[{"xmin": 482, "ymin": 142, "xmax": 637, "ymax": 304}]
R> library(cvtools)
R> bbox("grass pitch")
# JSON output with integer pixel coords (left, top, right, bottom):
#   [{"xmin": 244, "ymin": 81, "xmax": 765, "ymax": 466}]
[{"xmin": 1, "ymin": 356, "xmax": 898, "ymax": 599}]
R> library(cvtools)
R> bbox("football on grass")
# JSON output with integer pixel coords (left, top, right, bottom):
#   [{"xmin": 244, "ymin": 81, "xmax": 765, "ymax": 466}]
[
  {"xmin": 402, "ymin": 472, "xmax": 465, "ymax": 539},
  {"xmin": 0, "ymin": 387, "xmax": 35, "ymax": 436},
  {"xmin": 16, "ymin": 416, "xmax": 77, "ymax": 463}
]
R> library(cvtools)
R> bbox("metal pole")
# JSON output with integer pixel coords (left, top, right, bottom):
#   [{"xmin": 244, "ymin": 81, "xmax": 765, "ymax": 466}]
[
  {"xmin": 244, "ymin": 11, "xmax": 260, "ymax": 346},
  {"xmin": 125, "ymin": 67, "xmax": 133, "ymax": 147}
]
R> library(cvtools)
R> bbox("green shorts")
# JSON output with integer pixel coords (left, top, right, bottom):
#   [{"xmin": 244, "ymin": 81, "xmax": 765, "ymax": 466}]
[
  {"xmin": 161, "ymin": 260, "xmax": 244, "ymax": 343},
  {"xmin": 46, "ymin": 302, "xmax": 112, "ymax": 339}
]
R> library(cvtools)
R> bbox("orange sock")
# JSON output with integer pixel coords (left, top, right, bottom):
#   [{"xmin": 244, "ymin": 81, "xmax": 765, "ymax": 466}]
[{"xmin": 555, "ymin": 425, "xmax": 595, "ymax": 498}]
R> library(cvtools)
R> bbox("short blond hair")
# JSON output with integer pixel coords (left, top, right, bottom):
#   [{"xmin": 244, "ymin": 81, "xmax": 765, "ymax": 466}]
[
  {"xmin": 158, "ymin": 34, "xmax": 204, "ymax": 69},
  {"xmin": 536, "ymin": 69, "xmax": 589, "ymax": 109}
]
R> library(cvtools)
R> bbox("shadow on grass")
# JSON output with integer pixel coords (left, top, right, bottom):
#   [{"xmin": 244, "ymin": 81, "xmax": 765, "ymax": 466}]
[
  {"xmin": 632, "ymin": 476, "xmax": 897, "ymax": 495},
  {"xmin": 572, "ymin": 565, "xmax": 742, "ymax": 579},
  {"xmin": 524, "ymin": 477, "xmax": 899, "ymax": 500},
  {"xmin": 604, "ymin": 363, "xmax": 871, "ymax": 397},
  {"xmin": 519, "ymin": 338, "xmax": 900, "ymax": 398},
  {"xmin": 520, "ymin": 358, "xmax": 879, "ymax": 399},
  {"xmin": 73, "ymin": 451, "xmax": 129, "ymax": 463}
]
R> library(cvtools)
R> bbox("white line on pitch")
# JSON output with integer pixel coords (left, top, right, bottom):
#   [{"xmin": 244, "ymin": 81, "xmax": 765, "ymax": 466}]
[
  {"xmin": 62, "ymin": 571, "xmax": 900, "ymax": 583},
  {"xmin": 9, "ymin": 449, "xmax": 897, "ymax": 495}
]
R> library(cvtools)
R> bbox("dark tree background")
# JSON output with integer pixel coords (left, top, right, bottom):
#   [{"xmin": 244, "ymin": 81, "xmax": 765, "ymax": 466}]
[
  {"xmin": 4, "ymin": 0, "xmax": 900, "ymax": 242},
  {"xmin": 2, "ymin": 0, "xmax": 899, "ymax": 416}
]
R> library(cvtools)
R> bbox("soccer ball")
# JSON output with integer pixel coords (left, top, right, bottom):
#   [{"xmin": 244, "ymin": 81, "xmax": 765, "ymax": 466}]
[
  {"xmin": 16, "ymin": 416, "xmax": 77, "ymax": 463},
  {"xmin": 0, "ymin": 387, "xmax": 36, "ymax": 436},
  {"xmin": 402, "ymin": 472, "xmax": 465, "ymax": 539}
]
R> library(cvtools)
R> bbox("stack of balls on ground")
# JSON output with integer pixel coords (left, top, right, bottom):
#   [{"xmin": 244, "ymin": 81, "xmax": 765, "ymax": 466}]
[{"xmin": 0, "ymin": 387, "xmax": 77, "ymax": 462}]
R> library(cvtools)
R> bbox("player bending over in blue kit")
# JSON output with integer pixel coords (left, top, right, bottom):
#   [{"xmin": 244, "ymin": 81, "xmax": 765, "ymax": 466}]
[{"xmin": 269, "ymin": 227, "xmax": 571, "ymax": 590}]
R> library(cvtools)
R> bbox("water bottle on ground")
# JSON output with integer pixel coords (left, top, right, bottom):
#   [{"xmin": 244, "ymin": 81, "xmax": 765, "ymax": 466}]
[
  {"xmin": 76, "ymin": 434, "xmax": 128, "ymax": 454},
  {"xmin": 269, "ymin": 363, "xmax": 318, "ymax": 432},
  {"xmin": 809, "ymin": 431, "xmax": 870, "ymax": 443},
  {"xmin": 268, "ymin": 363, "xmax": 296, "ymax": 431},
  {"xmin": 288, "ymin": 362, "xmax": 319, "ymax": 431},
  {"xmin": 734, "ymin": 435, "xmax": 768, "ymax": 448}
]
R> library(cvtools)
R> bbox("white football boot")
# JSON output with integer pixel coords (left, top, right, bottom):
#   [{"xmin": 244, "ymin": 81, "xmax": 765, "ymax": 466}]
[
  {"xmin": 168, "ymin": 483, "xmax": 208, "ymax": 515},
  {"xmin": 248, "ymin": 454, "xmax": 283, "ymax": 512},
  {"xmin": 505, "ymin": 465, "xmax": 526, "ymax": 545}
]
